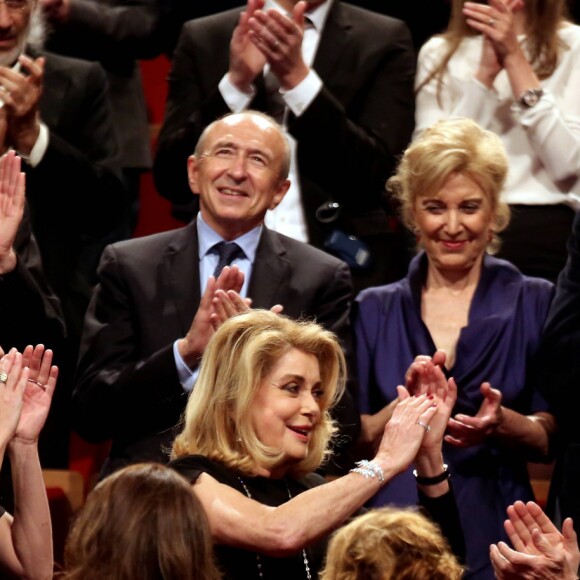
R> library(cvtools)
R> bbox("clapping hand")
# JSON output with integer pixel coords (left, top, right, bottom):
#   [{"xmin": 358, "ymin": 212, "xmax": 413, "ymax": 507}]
[
  {"xmin": 14, "ymin": 344, "xmax": 58, "ymax": 445},
  {"xmin": 0, "ymin": 348, "xmax": 27, "ymax": 448},
  {"xmin": 490, "ymin": 501, "xmax": 580, "ymax": 580},
  {"xmin": 445, "ymin": 382, "xmax": 502, "ymax": 448}
]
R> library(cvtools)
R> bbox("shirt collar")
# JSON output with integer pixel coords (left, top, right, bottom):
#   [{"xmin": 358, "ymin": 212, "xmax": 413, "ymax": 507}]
[{"xmin": 197, "ymin": 212, "xmax": 262, "ymax": 264}]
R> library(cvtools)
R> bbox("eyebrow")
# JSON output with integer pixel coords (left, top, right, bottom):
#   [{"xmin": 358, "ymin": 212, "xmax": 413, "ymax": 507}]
[{"xmin": 210, "ymin": 141, "xmax": 273, "ymax": 161}]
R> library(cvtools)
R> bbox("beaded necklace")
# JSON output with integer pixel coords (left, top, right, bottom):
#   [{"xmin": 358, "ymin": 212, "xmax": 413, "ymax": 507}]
[{"xmin": 237, "ymin": 476, "xmax": 312, "ymax": 579}]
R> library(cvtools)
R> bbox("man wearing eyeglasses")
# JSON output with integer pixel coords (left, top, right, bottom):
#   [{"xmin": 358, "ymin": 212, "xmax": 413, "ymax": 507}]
[
  {"xmin": 73, "ymin": 110, "xmax": 359, "ymax": 479},
  {"xmin": 0, "ymin": 0, "xmax": 126, "ymax": 468},
  {"xmin": 154, "ymin": 0, "xmax": 416, "ymax": 294}
]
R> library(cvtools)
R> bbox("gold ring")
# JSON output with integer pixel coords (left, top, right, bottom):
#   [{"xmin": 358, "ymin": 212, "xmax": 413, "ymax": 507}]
[
  {"xmin": 0, "ymin": 372, "xmax": 8, "ymax": 384},
  {"xmin": 27, "ymin": 378, "xmax": 46, "ymax": 390},
  {"xmin": 489, "ymin": 17, "xmax": 496, "ymax": 26},
  {"xmin": 416, "ymin": 420, "xmax": 431, "ymax": 433}
]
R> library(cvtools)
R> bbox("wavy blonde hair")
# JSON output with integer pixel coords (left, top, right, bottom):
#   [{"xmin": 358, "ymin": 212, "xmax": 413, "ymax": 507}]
[
  {"xmin": 388, "ymin": 117, "xmax": 510, "ymax": 254},
  {"xmin": 320, "ymin": 506, "xmax": 464, "ymax": 580},
  {"xmin": 172, "ymin": 309, "xmax": 346, "ymax": 478}
]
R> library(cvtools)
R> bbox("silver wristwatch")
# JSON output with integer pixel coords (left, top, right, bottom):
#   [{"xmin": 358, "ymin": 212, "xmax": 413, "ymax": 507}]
[{"xmin": 518, "ymin": 88, "xmax": 544, "ymax": 108}]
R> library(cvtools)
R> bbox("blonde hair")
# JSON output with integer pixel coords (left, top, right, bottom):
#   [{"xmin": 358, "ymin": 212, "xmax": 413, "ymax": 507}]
[
  {"xmin": 172, "ymin": 310, "xmax": 346, "ymax": 478},
  {"xmin": 388, "ymin": 117, "xmax": 510, "ymax": 254},
  {"xmin": 61, "ymin": 463, "xmax": 220, "ymax": 580},
  {"xmin": 417, "ymin": 0, "xmax": 570, "ymax": 99},
  {"xmin": 320, "ymin": 506, "xmax": 464, "ymax": 580}
]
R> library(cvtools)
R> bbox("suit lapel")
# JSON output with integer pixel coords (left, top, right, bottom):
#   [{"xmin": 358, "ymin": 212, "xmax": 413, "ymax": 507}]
[
  {"xmin": 313, "ymin": 2, "xmax": 351, "ymax": 81},
  {"xmin": 164, "ymin": 220, "xmax": 201, "ymax": 335},
  {"xmin": 248, "ymin": 229, "xmax": 288, "ymax": 309}
]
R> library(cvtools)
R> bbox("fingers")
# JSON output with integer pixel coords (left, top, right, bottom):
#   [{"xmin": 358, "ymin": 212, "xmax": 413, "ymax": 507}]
[
  {"xmin": 270, "ymin": 304, "xmax": 283, "ymax": 315},
  {"xmin": 215, "ymin": 265, "xmax": 245, "ymax": 294},
  {"xmin": 396, "ymin": 384, "xmax": 410, "ymax": 401},
  {"xmin": 432, "ymin": 349, "xmax": 446, "ymax": 367},
  {"xmin": 481, "ymin": 381, "xmax": 502, "ymax": 404}
]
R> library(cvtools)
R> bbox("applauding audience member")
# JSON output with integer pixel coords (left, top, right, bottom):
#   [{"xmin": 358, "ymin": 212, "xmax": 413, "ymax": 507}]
[
  {"xmin": 0, "ymin": 344, "xmax": 57, "ymax": 580},
  {"xmin": 490, "ymin": 500, "xmax": 580, "ymax": 580},
  {"xmin": 154, "ymin": 0, "xmax": 416, "ymax": 291},
  {"xmin": 73, "ymin": 111, "xmax": 358, "ymax": 478},
  {"xmin": 168, "ymin": 309, "xmax": 463, "ymax": 579},
  {"xmin": 354, "ymin": 118, "xmax": 556, "ymax": 579},
  {"xmin": 61, "ymin": 463, "xmax": 220, "ymax": 580},
  {"xmin": 414, "ymin": 0, "xmax": 580, "ymax": 283}
]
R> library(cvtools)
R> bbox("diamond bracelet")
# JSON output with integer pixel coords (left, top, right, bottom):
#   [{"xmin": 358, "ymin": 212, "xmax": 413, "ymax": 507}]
[{"xmin": 349, "ymin": 459, "xmax": 385, "ymax": 485}]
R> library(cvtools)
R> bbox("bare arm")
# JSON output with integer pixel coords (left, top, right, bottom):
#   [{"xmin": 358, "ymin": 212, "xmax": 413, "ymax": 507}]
[
  {"xmin": 5, "ymin": 346, "xmax": 57, "ymax": 579},
  {"xmin": 194, "ymin": 392, "xmax": 437, "ymax": 555}
]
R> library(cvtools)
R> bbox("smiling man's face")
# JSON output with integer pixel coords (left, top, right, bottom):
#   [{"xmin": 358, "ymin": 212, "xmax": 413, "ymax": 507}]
[{"xmin": 187, "ymin": 114, "xmax": 290, "ymax": 241}]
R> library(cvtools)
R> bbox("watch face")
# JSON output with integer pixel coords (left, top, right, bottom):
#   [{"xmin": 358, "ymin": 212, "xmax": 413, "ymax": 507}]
[
  {"xmin": 520, "ymin": 89, "xmax": 543, "ymax": 108},
  {"xmin": 524, "ymin": 92, "xmax": 540, "ymax": 106}
]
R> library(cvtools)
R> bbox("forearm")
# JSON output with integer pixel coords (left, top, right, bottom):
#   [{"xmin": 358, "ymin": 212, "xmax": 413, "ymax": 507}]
[
  {"xmin": 208, "ymin": 467, "xmax": 400, "ymax": 555},
  {"xmin": 7, "ymin": 440, "xmax": 52, "ymax": 580},
  {"xmin": 494, "ymin": 409, "xmax": 556, "ymax": 460}
]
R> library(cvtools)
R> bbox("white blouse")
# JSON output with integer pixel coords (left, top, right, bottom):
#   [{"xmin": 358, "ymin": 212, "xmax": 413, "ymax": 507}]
[{"xmin": 415, "ymin": 24, "xmax": 580, "ymax": 208}]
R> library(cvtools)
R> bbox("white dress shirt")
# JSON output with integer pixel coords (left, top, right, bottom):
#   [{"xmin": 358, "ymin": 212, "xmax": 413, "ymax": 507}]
[{"xmin": 218, "ymin": 0, "xmax": 333, "ymax": 242}]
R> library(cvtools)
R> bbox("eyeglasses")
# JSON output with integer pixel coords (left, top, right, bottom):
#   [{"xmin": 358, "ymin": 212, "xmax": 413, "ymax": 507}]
[
  {"xmin": 199, "ymin": 150, "xmax": 280, "ymax": 177},
  {"xmin": 0, "ymin": 0, "xmax": 29, "ymax": 10}
]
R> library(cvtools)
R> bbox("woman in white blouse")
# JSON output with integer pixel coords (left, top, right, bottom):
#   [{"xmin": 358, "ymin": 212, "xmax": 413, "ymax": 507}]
[{"xmin": 414, "ymin": 0, "xmax": 580, "ymax": 283}]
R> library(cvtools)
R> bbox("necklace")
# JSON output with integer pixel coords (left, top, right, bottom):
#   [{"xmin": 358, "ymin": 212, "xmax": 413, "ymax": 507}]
[{"xmin": 237, "ymin": 476, "xmax": 312, "ymax": 580}]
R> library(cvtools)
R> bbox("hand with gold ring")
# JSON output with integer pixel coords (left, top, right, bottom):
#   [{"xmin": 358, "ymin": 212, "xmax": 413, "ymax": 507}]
[{"xmin": 14, "ymin": 344, "xmax": 58, "ymax": 444}]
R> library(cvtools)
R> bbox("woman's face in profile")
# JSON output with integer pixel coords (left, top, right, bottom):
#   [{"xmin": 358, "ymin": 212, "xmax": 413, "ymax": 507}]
[
  {"xmin": 411, "ymin": 172, "xmax": 495, "ymax": 273},
  {"xmin": 250, "ymin": 348, "xmax": 323, "ymax": 475}
]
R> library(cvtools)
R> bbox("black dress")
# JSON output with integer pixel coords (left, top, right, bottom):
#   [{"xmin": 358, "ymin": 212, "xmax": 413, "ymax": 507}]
[{"xmin": 168, "ymin": 455, "xmax": 465, "ymax": 579}]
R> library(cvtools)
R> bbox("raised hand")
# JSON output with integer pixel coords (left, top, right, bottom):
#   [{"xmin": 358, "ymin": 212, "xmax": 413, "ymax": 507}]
[
  {"xmin": 0, "ymin": 151, "xmax": 25, "ymax": 275},
  {"xmin": 374, "ymin": 387, "xmax": 437, "ymax": 476},
  {"xmin": 490, "ymin": 501, "xmax": 580, "ymax": 580},
  {"xmin": 445, "ymin": 381, "xmax": 502, "ymax": 447},
  {"xmin": 14, "ymin": 345, "xmax": 58, "ymax": 444},
  {"xmin": 179, "ymin": 265, "xmax": 246, "ymax": 367},
  {"xmin": 0, "ymin": 56, "xmax": 45, "ymax": 156},
  {"xmin": 248, "ymin": 1, "xmax": 310, "ymax": 90},
  {"xmin": 0, "ymin": 349, "xmax": 28, "ymax": 448},
  {"xmin": 405, "ymin": 349, "xmax": 447, "ymax": 395},
  {"xmin": 407, "ymin": 362, "xmax": 457, "ymax": 453},
  {"xmin": 463, "ymin": 0, "xmax": 525, "ymax": 86},
  {"xmin": 229, "ymin": 0, "xmax": 267, "ymax": 92}
]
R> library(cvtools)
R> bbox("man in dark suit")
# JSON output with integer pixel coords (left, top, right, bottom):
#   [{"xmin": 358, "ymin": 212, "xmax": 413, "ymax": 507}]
[
  {"xmin": 153, "ymin": 0, "xmax": 416, "ymax": 292},
  {"xmin": 39, "ymin": 0, "xmax": 165, "ymax": 236},
  {"xmin": 73, "ymin": 111, "xmax": 358, "ymax": 478},
  {"xmin": 535, "ymin": 209, "xmax": 580, "ymax": 533},
  {"xmin": 0, "ymin": 0, "xmax": 127, "ymax": 466}
]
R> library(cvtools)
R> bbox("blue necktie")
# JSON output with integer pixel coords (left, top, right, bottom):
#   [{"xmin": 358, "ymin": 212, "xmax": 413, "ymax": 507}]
[{"xmin": 212, "ymin": 241, "xmax": 244, "ymax": 278}]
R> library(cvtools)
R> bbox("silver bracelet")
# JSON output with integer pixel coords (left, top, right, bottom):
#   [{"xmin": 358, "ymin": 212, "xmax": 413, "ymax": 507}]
[{"xmin": 350, "ymin": 459, "xmax": 385, "ymax": 485}]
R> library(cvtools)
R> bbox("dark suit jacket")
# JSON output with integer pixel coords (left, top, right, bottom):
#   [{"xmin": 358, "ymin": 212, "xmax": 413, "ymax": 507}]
[
  {"xmin": 72, "ymin": 220, "xmax": 357, "ymax": 477},
  {"xmin": 28, "ymin": 50, "xmax": 127, "ymax": 339},
  {"xmin": 153, "ymin": 1, "xmax": 416, "ymax": 290},
  {"xmin": 535, "ymin": 209, "xmax": 580, "ymax": 530},
  {"xmin": 9, "ymin": 51, "xmax": 128, "ymax": 467},
  {"xmin": 44, "ymin": 0, "xmax": 165, "ymax": 170}
]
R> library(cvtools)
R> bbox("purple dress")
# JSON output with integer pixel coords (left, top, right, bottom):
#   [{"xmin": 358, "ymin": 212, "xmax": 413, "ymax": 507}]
[{"xmin": 354, "ymin": 252, "xmax": 554, "ymax": 579}]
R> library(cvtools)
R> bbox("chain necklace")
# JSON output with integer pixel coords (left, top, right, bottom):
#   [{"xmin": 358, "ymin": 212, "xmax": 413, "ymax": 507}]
[{"xmin": 237, "ymin": 476, "xmax": 312, "ymax": 580}]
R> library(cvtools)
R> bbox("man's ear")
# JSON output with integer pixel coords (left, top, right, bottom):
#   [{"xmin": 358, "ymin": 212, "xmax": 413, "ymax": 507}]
[
  {"xmin": 187, "ymin": 155, "xmax": 200, "ymax": 194},
  {"xmin": 269, "ymin": 179, "xmax": 291, "ymax": 210}
]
